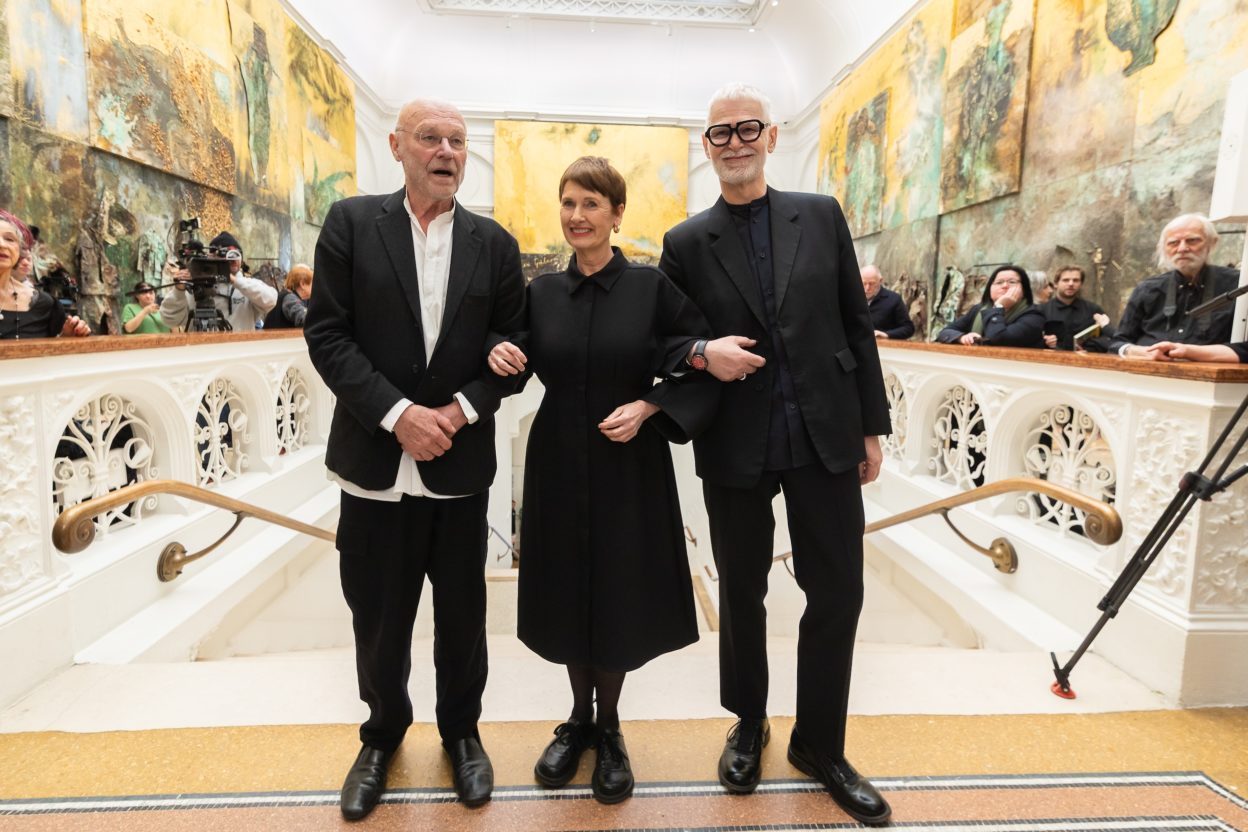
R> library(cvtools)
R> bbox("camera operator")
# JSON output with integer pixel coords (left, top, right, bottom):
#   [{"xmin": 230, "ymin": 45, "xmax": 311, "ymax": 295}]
[{"xmin": 159, "ymin": 231, "xmax": 276, "ymax": 332}]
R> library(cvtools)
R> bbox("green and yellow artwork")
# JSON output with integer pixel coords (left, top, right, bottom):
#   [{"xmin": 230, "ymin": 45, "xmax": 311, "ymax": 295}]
[
  {"xmin": 227, "ymin": 0, "xmax": 292, "ymax": 214},
  {"xmin": 6, "ymin": 0, "xmax": 89, "ymax": 139},
  {"xmin": 0, "ymin": 0, "xmax": 15, "ymax": 116},
  {"xmin": 286, "ymin": 20, "xmax": 355, "ymax": 225},
  {"xmin": 6, "ymin": 120, "xmax": 93, "ymax": 261},
  {"xmin": 493, "ymin": 120, "xmax": 688, "ymax": 260},
  {"xmin": 817, "ymin": 0, "xmax": 951, "ymax": 235},
  {"xmin": 1106, "ymin": 0, "xmax": 1179, "ymax": 76},
  {"xmin": 939, "ymin": 0, "xmax": 1035, "ymax": 213},
  {"xmin": 84, "ymin": 0, "xmax": 238, "ymax": 193}
]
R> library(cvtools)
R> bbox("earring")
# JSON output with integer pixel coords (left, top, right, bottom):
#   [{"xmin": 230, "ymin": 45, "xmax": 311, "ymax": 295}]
[{"xmin": 613, "ymin": 225, "xmax": 620, "ymax": 233}]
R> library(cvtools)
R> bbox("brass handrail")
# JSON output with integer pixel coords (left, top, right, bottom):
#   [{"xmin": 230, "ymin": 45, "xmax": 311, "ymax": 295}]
[
  {"xmin": 767, "ymin": 476, "xmax": 1122, "ymax": 575},
  {"xmin": 52, "ymin": 479, "xmax": 336, "ymax": 582}
]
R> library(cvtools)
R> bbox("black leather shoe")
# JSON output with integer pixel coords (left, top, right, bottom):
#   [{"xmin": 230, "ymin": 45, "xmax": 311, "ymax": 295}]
[
  {"xmin": 718, "ymin": 718, "xmax": 769, "ymax": 794},
  {"xmin": 591, "ymin": 727, "xmax": 634, "ymax": 804},
  {"xmin": 445, "ymin": 736, "xmax": 494, "ymax": 807},
  {"xmin": 535, "ymin": 719, "xmax": 596, "ymax": 787},
  {"xmin": 787, "ymin": 730, "xmax": 891, "ymax": 825},
  {"xmin": 340, "ymin": 745, "xmax": 393, "ymax": 821}
]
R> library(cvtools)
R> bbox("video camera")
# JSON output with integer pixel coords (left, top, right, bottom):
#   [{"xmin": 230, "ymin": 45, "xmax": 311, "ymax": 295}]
[{"xmin": 176, "ymin": 218, "xmax": 238, "ymax": 332}]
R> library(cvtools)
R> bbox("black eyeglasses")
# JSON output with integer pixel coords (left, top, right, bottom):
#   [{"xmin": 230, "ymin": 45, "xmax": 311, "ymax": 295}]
[{"xmin": 704, "ymin": 119, "xmax": 769, "ymax": 147}]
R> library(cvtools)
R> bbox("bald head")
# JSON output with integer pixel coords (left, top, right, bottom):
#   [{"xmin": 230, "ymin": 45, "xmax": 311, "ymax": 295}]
[
  {"xmin": 390, "ymin": 98, "xmax": 469, "ymax": 215},
  {"xmin": 394, "ymin": 98, "xmax": 466, "ymax": 133},
  {"xmin": 861, "ymin": 265, "xmax": 883, "ymax": 300}
]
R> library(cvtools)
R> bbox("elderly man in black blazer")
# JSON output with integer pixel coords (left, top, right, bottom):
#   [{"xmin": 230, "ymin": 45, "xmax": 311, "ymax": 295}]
[
  {"xmin": 659, "ymin": 83, "xmax": 892, "ymax": 826},
  {"xmin": 305, "ymin": 98, "xmax": 525, "ymax": 819},
  {"xmin": 862, "ymin": 264, "xmax": 915, "ymax": 341}
]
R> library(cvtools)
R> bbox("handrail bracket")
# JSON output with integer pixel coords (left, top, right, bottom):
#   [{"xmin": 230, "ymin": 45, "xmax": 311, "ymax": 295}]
[
  {"xmin": 157, "ymin": 512, "xmax": 247, "ymax": 582},
  {"xmin": 938, "ymin": 508, "xmax": 1018, "ymax": 573}
]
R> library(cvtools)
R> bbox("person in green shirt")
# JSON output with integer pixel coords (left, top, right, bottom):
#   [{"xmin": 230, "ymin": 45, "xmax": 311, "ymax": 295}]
[{"xmin": 122, "ymin": 282, "xmax": 170, "ymax": 334}]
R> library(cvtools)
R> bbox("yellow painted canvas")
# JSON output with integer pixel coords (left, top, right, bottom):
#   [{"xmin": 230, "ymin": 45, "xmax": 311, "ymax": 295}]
[
  {"xmin": 286, "ymin": 20, "xmax": 356, "ymax": 225},
  {"xmin": 493, "ymin": 121, "xmax": 688, "ymax": 258},
  {"xmin": 226, "ymin": 0, "xmax": 293, "ymax": 214},
  {"xmin": 7, "ymin": 0, "xmax": 90, "ymax": 139}
]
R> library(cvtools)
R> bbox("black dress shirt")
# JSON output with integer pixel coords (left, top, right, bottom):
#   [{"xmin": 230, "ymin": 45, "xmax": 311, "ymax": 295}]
[
  {"xmin": 867, "ymin": 287, "xmax": 915, "ymax": 340},
  {"xmin": 1231, "ymin": 341, "xmax": 1248, "ymax": 363},
  {"xmin": 1109, "ymin": 265, "xmax": 1240, "ymax": 353},
  {"xmin": 1039, "ymin": 296, "xmax": 1112, "ymax": 352},
  {"xmin": 726, "ymin": 194, "xmax": 816, "ymax": 471}
]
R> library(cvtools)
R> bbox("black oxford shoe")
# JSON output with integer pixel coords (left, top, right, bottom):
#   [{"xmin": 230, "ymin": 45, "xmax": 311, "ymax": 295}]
[
  {"xmin": 718, "ymin": 717, "xmax": 769, "ymax": 794},
  {"xmin": 340, "ymin": 745, "xmax": 393, "ymax": 821},
  {"xmin": 535, "ymin": 719, "xmax": 596, "ymax": 787},
  {"xmin": 445, "ymin": 736, "xmax": 494, "ymax": 807},
  {"xmin": 591, "ymin": 727, "xmax": 634, "ymax": 804},
  {"xmin": 787, "ymin": 730, "xmax": 891, "ymax": 825}
]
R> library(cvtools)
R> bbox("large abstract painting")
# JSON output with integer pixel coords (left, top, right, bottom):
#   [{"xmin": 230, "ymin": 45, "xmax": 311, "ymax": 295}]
[
  {"xmin": 6, "ymin": 0, "xmax": 89, "ymax": 139},
  {"xmin": 286, "ymin": 21, "xmax": 355, "ymax": 225},
  {"xmin": 227, "ymin": 0, "xmax": 292, "ymax": 214},
  {"xmin": 939, "ymin": 0, "xmax": 1034, "ymax": 213},
  {"xmin": 817, "ymin": 0, "xmax": 951, "ymax": 235},
  {"xmin": 84, "ymin": 0, "xmax": 237, "ymax": 193},
  {"xmin": 0, "ymin": 0, "xmax": 14, "ymax": 116},
  {"xmin": 493, "ymin": 120, "xmax": 688, "ymax": 261},
  {"xmin": 1106, "ymin": 0, "xmax": 1179, "ymax": 76}
]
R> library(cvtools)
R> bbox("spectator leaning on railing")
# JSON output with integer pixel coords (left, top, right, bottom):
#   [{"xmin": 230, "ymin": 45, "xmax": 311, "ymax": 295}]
[
  {"xmin": 862, "ymin": 264, "xmax": 915, "ymax": 340},
  {"xmin": 1111, "ymin": 214, "xmax": 1238, "ymax": 358},
  {"xmin": 936, "ymin": 264, "xmax": 1045, "ymax": 348},
  {"xmin": 121, "ymin": 282, "xmax": 171, "ymax": 334},
  {"xmin": 1039, "ymin": 265, "xmax": 1113, "ymax": 352},
  {"xmin": 263, "ymin": 264, "xmax": 313, "ymax": 329},
  {"xmin": 0, "ymin": 209, "xmax": 89, "ymax": 340},
  {"xmin": 1142, "ymin": 340, "xmax": 1248, "ymax": 363}
]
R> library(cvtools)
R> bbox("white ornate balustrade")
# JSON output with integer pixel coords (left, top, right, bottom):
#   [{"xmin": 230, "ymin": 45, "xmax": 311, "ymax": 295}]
[
  {"xmin": 0, "ymin": 333, "xmax": 335, "ymax": 708},
  {"xmin": 872, "ymin": 342, "xmax": 1248, "ymax": 705}
]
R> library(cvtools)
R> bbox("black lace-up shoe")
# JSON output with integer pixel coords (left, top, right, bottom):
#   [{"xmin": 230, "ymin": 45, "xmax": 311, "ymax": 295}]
[
  {"xmin": 534, "ymin": 719, "xmax": 596, "ymax": 787},
  {"xmin": 591, "ymin": 727, "xmax": 634, "ymax": 804},
  {"xmin": 340, "ymin": 745, "xmax": 392, "ymax": 821},
  {"xmin": 718, "ymin": 717, "xmax": 770, "ymax": 794},
  {"xmin": 444, "ymin": 736, "xmax": 494, "ymax": 808},
  {"xmin": 788, "ymin": 729, "xmax": 891, "ymax": 825}
]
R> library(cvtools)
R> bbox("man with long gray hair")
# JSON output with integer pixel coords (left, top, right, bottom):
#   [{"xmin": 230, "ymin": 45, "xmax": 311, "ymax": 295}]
[{"xmin": 1111, "ymin": 214, "xmax": 1239, "ymax": 357}]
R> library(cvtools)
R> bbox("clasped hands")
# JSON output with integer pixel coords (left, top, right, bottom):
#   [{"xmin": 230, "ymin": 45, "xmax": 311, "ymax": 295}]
[{"xmin": 395, "ymin": 400, "xmax": 467, "ymax": 462}]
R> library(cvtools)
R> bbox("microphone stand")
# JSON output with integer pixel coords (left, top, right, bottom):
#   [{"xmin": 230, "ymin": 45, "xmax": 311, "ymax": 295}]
[{"xmin": 1050, "ymin": 388, "xmax": 1248, "ymax": 698}]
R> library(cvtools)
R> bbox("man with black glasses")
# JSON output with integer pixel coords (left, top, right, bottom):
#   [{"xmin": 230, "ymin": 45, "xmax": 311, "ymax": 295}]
[{"xmin": 660, "ymin": 83, "xmax": 892, "ymax": 825}]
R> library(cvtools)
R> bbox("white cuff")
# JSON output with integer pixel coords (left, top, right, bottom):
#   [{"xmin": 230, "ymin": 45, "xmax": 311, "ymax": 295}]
[
  {"xmin": 454, "ymin": 392, "xmax": 479, "ymax": 425},
  {"xmin": 381, "ymin": 399, "xmax": 413, "ymax": 432},
  {"xmin": 1118, "ymin": 344, "xmax": 1132, "ymax": 357}
]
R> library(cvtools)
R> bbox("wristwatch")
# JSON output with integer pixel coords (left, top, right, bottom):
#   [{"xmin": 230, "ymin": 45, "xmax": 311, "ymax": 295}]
[{"xmin": 688, "ymin": 339, "xmax": 709, "ymax": 371}]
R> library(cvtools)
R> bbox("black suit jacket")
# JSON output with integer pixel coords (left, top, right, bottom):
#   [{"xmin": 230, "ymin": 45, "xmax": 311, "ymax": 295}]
[
  {"xmin": 868, "ymin": 287, "xmax": 915, "ymax": 340},
  {"xmin": 659, "ymin": 189, "xmax": 891, "ymax": 488},
  {"xmin": 305, "ymin": 189, "xmax": 526, "ymax": 493}
]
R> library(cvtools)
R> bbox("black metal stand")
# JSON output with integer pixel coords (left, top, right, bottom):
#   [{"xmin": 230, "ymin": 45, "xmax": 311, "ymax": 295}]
[{"xmin": 1050, "ymin": 388, "xmax": 1248, "ymax": 698}]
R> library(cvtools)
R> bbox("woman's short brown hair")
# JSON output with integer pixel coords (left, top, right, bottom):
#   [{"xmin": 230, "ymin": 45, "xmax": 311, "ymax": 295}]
[
  {"xmin": 558, "ymin": 156, "xmax": 626, "ymax": 209},
  {"xmin": 284, "ymin": 264, "xmax": 313, "ymax": 292}
]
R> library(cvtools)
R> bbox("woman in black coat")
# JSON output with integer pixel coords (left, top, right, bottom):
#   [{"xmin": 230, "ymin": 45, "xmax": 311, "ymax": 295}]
[
  {"xmin": 489, "ymin": 157, "xmax": 716, "ymax": 805},
  {"xmin": 937, "ymin": 264, "xmax": 1045, "ymax": 348}
]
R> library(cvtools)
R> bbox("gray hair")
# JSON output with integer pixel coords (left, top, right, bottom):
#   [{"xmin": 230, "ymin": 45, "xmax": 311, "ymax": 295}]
[
  {"xmin": 706, "ymin": 83, "xmax": 773, "ymax": 128},
  {"xmin": 1030, "ymin": 270, "xmax": 1049, "ymax": 295},
  {"xmin": 1156, "ymin": 213, "xmax": 1219, "ymax": 268}
]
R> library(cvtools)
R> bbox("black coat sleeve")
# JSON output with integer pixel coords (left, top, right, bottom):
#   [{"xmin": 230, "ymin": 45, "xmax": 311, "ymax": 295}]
[
  {"xmin": 881, "ymin": 293, "xmax": 915, "ymax": 340},
  {"xmin": 981, "ymin": 304, "xmax": 1045, "ymax": 347},
  {"xmin": 642, "ymin": 275, "xmax": 720, "ymax": 445},
  {"xmin": 937, "ymin": 306, "xmax": 980, "ymax": 343},
  {"xmin": 455, "ymin": 231, "xmax": 527, "ymax": 419}
]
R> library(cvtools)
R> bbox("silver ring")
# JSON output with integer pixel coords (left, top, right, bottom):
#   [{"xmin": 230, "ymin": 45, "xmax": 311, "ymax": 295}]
[{"xmin": 738, "ymin": 373, "xmax": 747, "ymax": 381}]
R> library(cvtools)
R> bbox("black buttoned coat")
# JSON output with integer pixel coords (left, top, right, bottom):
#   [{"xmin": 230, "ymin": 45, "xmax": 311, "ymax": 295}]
[{"xmin": 516, "ymin": 250, "xmax": 718, "ymax": 672}]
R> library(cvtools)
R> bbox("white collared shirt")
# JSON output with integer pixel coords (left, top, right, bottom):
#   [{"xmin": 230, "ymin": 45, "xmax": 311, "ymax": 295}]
[{"xmin": 330, "ymin": 196, "xmax": 479, "ymax": 502}]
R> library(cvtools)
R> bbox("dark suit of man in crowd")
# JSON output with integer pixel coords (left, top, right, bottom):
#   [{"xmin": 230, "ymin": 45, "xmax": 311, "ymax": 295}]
[
  {"xmin": 305, "ymin": 98, "xmax": 525, "ymax": 819},
  {"xmin": 861, "ymin": 264, "xmax": 915, "ymax": 340},
  {"xmin": 659, "ymin": 83, "xmax": 892, "ymax": 826},
  {"xmin": 1112, "ymin": 214, "xmax": 1239, "ymax": 358},
  {"xmin": 1039, "ymin": 265, "xmax": 1112, "ymax": 352}
]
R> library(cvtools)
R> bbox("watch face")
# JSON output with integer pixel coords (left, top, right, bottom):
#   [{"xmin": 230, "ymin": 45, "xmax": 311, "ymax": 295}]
[{"xmin": 690, "ymin": 354, "xmax": 708, "ymax": 371}]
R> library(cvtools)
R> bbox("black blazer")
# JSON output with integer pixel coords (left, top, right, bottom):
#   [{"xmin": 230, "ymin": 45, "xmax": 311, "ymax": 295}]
[
  {"xmin": 659, "ymin": 189, "xmax": 891, "ymax": 488},
  {"xmin": 305, "ymin": 189, "xmax": 526, "ymax": 493},
  {"xmin": 868, "ymin": 286, "xmax": 915, "ymax": 340}
]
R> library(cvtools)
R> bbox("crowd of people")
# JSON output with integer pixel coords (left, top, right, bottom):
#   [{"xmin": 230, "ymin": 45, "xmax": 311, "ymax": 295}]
[
  {"xmin": 0, "ymin": 211, "xmax": 314, "ymax": 340},
  {"xmin": 862, "ymin": 212, "xmax": 1245, "ymax": 363}
]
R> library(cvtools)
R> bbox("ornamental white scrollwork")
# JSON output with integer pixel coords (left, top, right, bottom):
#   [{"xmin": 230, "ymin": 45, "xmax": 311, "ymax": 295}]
[
  {"xmin": 880, "ymin": 373, "xmax": 907, "ymax": 461},
  {"xmin": 1017, "ymin": 405, "xmax": 1117, "ymax": 539},
  {"xmin": 196, "ymin": 378, "xmax": 251, "ymax": 486},
  {"xmin": 1128, "ymin": 409, "xmax": 1200, "ymax": 598},
  {"xmin": 928, "ymin": 385, "xmax": 988, "ymax": 489},
  {"xmin": 0, "ymin": 396, "xmax": 46, "ymax": 596},
  {"xmin": 1194, "ymin": 492, "xmax": 1248, "ymax": 609},
  {"xmin": 51, "ymin": 394, "xmax": 158, "ymax": 536},
  {"xmin": 275, "ymin": 368, "xmax": 311, "ymax": 454}
]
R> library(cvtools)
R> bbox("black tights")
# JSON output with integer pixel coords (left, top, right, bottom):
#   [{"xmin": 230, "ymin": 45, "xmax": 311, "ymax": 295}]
[{"xmin": 566, "ymin": 665, "xmax": 626, "ymax": 729}]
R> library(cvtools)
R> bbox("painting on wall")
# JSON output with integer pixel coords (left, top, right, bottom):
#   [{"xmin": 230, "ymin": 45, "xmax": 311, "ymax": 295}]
[
  {"xmin": 0, "ymin": 0, "xmax": 14, "ymax": 116},
  {"xmin": 286, "ymin": 21, "xmax": 356, "ymax": 225},
  {"xmin": 227, "ymin": 0, "xmax": 292, "ymax": 214},
  {"xmin": 493, "ymin": 120, "xmax": 688, "ymax": 263},
  {"xmin": 939, "ymin": 0, "xmax": 1035, "ymax": 214},
  {"xmin": 1106, "ymin": 0, "xmax": 1179, "ymax": 76},
  {"xmin": 6, "ymin": 120, "xmax": 94, "ymax": 271},
  {"xmin": 817, "ymin": 0, "xmax": 951, "ymax": 236},
  {"xmin": 6, "ymin": 0, "xmax": 89, "ymax": 139},
  {"xmin": 84, "ymin": 0, "xmax": 237, "ymax": 193}
]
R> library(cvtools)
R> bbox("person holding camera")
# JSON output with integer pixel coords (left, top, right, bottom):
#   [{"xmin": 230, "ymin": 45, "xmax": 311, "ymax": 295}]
[
  {"xmin": 122, "ymin": 282, "xmax": 171, "ymax": 334},
  {"xmin": 159, "ymin": 231, "xmax": 277, "ymax": 332}
]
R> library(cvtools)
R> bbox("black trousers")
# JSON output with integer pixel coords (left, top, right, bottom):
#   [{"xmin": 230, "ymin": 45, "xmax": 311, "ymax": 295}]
[
  {"xmin": 703, "ymin": 463, "xmax": 864, "ymax": 759},
  {"xmin": 336, "ymin": 490, "xmax": 489, "ymax": 752}
]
